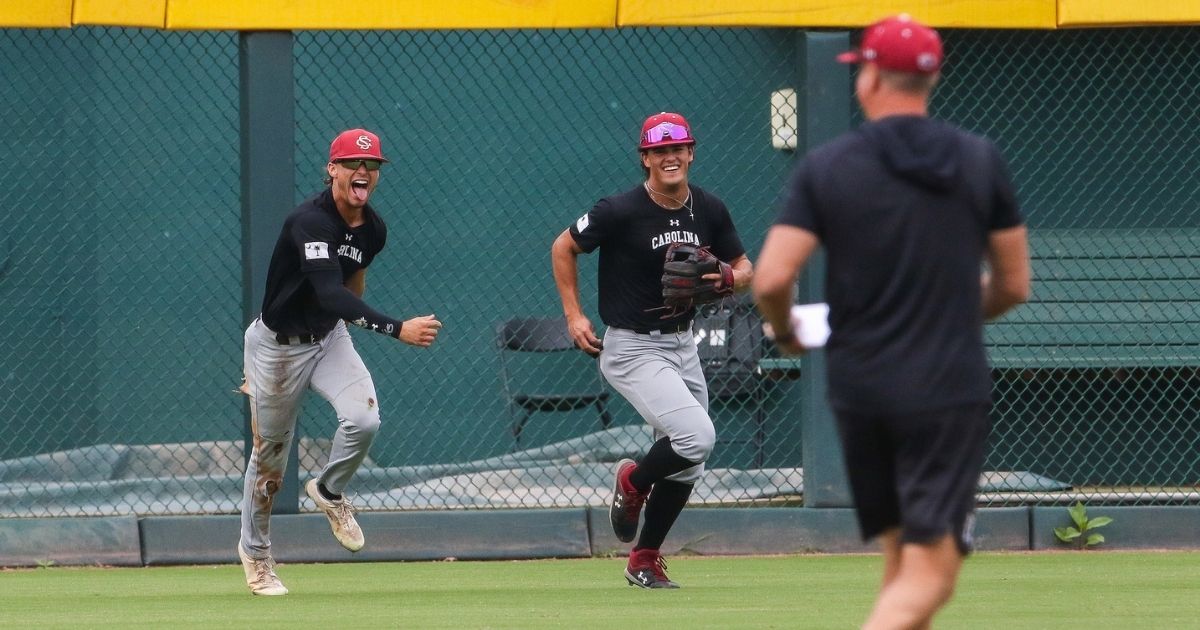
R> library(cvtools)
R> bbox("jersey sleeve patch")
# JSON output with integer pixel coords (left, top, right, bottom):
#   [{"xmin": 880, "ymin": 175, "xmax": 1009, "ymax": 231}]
[
  {"xmin": 576, "ymin": 214, "xmax": 590, "ymax": 232},
  {"xmin": 304, "ymin": 242, "xmax": 330, "ymax": 260}
]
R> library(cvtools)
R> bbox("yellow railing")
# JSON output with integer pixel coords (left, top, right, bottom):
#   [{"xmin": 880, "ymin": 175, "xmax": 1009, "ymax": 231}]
[
  {"xmin": 619, "ymin": 1, "xmax": 1055, "ymax": 29},
  {"xmin": 2, "ymin": 0, "xmax": 1196, "ymax": 29}
]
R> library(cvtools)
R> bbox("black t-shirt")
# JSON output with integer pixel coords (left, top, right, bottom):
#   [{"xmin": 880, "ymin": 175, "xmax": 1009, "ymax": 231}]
[
  {"xmin": 260, "ymin": 188, "xmax": 402, "ymax": 338},
  {"xmin": 774, "ymin": 115, "xmax": 1024, "ymax": 413},
  {"xmin": 570, "ymin": 184, "xmax": 745, "ymax": 331}
]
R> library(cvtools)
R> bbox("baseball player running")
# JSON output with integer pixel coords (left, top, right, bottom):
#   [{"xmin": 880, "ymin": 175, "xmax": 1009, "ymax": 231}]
[
  {"xmin": 551, "ymin": 112, "xmax": 753, "ymax": 588},
  {"xmin": 237, "ymin": 128, "xmax": 442, "ymax": 596}
]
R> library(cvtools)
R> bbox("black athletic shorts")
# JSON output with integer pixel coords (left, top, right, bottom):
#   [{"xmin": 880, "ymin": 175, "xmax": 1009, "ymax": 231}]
[{"xmin": 834, "ymin": 403, "xmax": 991, "ymax": 556}]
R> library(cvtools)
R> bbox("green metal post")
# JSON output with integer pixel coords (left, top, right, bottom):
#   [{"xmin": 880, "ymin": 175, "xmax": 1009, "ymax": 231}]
[
  {"xmin": 240, "ymin": 31, "xmax": 298, "ymax": 513},
  {"xmin": 798, "ymin": 31, "xmax": 853, "ymax": 508}
]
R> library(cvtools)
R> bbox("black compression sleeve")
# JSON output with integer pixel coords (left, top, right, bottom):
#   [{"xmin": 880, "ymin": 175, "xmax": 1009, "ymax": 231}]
[{"xmin": 308, "ymin": 268, "xmax": 404, "ymax": 338}]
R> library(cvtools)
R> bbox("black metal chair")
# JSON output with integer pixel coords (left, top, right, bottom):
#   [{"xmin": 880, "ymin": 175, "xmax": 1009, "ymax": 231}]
[
  {"xmin": 693, "ymin": 297, "xmax": 770, "ymax": 467},
  {"xmin": 495, "ymin": 317, "xmax": 612, "ymax": 449}
]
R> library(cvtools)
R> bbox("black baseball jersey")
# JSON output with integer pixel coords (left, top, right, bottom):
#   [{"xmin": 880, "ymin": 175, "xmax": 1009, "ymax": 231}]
[
  {"xmin": 260, "ymin": 188, "xmax": 402, "ymax": 338},
  {"xmin": 570, "ymin": 184, "xmax": 745, "ymax": 332},
  {"xmin": 775, "ymin": 115, "xmax": 1023, "ymax": 414}
]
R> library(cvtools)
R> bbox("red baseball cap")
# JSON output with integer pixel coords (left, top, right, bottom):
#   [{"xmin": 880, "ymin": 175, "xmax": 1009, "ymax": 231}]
[
  {"xmin": 329, "ymin": 128, "xmax": 389, "ymax": 163},
  {"xmin": 836, "ymin": 14, "xmax": 943, "ymax": 74},
  {"xmin": 639, "ymin": 112, "xmax": 696, "ymax": 150}
]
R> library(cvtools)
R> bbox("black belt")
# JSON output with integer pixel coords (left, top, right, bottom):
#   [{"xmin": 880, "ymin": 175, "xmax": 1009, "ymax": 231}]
[
  {"xmin": 275, "ymin": 332, "xmax": 323, "ymax": 345},
  {"xmin": 628, "ymin": 321, "xmax": 692, "ymax": 335}
]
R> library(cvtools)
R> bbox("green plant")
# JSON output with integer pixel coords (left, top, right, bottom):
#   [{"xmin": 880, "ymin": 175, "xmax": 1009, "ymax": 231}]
[
  {"xmin": 35, "ymin": 559, "xmax": 56, "ymax": 569},
  {"xmin": 1054, "ymin": 501, "xmax": 1112, "ymax": 549}
]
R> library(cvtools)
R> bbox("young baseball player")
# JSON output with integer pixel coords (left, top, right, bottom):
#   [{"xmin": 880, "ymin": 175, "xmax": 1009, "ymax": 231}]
[
  {"xmin": 237, "ymin": 128, "xmax": 442, "ymax": 596},
  {"xmin": 550, "ymin": 112, "xmax": 753, "ymax": 588},
  {"xmin": 753, "ymin": 16, "xmax": 1030, "ymax": 627}
]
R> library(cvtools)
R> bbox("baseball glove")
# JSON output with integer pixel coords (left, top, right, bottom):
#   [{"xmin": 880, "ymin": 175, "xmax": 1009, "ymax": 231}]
[{"xmin": 657, "ymin": 242, "xmax": 734, "ymax": 318}]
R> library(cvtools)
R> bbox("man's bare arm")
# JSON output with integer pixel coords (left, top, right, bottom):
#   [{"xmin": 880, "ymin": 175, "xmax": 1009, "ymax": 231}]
[
  {"xmin": 752, "ymin": 225, "xmax": 821, "ymax": 354},
  {"xmin": 982, "ymin": 225, "xmax": 1031, "ymax": 320},
  {"xmin": 551, "ymin": 229, "xmax": 602, "ymax": 355}
]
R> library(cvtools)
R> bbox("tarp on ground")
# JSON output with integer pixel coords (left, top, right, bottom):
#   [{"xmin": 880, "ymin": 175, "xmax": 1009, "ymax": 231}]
[{"xmin": 0, "ymin": 425, "xmax": 1067, "ymax": 517}]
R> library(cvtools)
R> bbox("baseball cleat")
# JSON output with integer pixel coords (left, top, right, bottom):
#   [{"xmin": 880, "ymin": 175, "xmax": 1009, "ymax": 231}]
[
  {"xmin": 238, "ymin": 545, "xmax": 288, "ymax": 596},
  {"xmin": 625, "ymin": 548, "xmax": 680, "ymax": 589},
  {"xmin": 306, "ymin": 478, "xmax": 365, "ymax": 552},
  {"xmin": 609, "ymin": 458, "xmax": 647, "ymax": 543}
]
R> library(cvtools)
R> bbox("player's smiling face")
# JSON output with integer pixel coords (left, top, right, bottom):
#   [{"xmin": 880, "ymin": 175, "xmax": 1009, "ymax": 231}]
[
  {"xmin": 327, "ymin": 160, "xmax": 380, "ymax": 210},
  {"xmin": 642, "ymin": 145, "xmax": 693, "ymax": 189}
]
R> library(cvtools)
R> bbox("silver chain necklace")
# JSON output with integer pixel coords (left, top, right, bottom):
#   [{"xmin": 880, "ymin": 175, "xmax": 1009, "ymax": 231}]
[{"xmin": 644, "ymin": 181, "xmax": 694, "ymax": 221}]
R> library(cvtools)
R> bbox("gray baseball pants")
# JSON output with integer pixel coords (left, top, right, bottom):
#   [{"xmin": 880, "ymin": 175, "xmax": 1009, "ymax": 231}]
[
  {"xmin": 239, "ymin": 318, "xmax": 380, "ymax": 558},
  {"xmin": 599, "ymin": 326, "xmax": 715, "ymax": 483}
]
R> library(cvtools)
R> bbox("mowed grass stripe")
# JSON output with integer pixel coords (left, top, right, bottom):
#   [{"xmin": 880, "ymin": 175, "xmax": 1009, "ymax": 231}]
[{"xmin": 2, "ymin": 552, "xmax": 1198, "ymax": 629}]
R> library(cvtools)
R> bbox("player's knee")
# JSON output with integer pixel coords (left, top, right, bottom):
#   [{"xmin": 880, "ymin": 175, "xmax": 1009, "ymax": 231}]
[
  {"xmin": 253, "ymin": 435, "xmax": 290, "ymax": 468},
  {"xmin": 685, "ymin": 420, "xmax": 717, "ymax": 462},
  {"xmin": 341, "ymin": 407, "xmax": 381, "ymax": 439},
  {"xmin": 659, "ymin": 408, "xmax": 716, "ymax": 463},
  {"xmin": 674, "ymin": 422, "xmax": 716, "ymax": 463}
]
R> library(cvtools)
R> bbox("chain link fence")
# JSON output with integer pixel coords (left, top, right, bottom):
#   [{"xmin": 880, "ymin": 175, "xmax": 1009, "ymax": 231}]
[
  {"xmin": 936, "ymin": 28, "xmax": 1200, "ymax": 506},
  {"xmin": 0, "ymin": 26, "xmax": 1196, "ymax": 517},
  {"xmin": 0, "ymin": 27, "xmax": 242, "ymax": 516}
]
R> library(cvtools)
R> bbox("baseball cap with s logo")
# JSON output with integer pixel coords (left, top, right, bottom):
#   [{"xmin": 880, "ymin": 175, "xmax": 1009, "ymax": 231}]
[{"xmin": 329, "ymin": 128, "xmax": 389, "ymax": 162}]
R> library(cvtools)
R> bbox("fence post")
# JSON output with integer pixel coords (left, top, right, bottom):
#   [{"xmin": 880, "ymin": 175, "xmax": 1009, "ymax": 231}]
[
  {"xmin": 240, "ymin": 31, "xmax": 298, "ymax": 514},
  {"xmin": 798, "ymin": 30, "xmax": 853, "ymax": 508}
]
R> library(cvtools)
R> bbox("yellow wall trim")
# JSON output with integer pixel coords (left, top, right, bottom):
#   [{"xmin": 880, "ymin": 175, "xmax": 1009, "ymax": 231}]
[
  {"xmin": 2, "ymin": 0, "xmax": 1199, "ymax": 30},
  {"xmin": 74, "ymin": 0, "xmax": 166, "ymax": 28},
  {"xmin": 166, "ymin": 0, "xmax": 617, "ymax": 30},
  {"xmin": 0, "ymin": 0, "xmax": 72, "ymax": 27},
  {"xmin": 617, "ymin": 1, "xmax": 1057, "ymax": 29},
  {"xmin": 1058, "ymin": 0, "xmax": 1200, "ymax": 27}
]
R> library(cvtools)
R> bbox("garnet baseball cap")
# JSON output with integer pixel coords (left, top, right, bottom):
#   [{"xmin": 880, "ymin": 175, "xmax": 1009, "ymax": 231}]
[
  {"xmin": 836, "ymin": 14, "xmax": 943, "ymax": 74},
  {"xmin": 639, "ymin": 112, "xmax": 696, "ymax": 150},
  {"xmin": 329, "ymin": 128, "xmax": 389, "ymax": 162}
]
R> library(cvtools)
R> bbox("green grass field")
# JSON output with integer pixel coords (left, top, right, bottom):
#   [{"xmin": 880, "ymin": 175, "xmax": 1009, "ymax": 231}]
[{"xmin": 3, "ymin": 552, "xmax": 1199, "ymax": 629}]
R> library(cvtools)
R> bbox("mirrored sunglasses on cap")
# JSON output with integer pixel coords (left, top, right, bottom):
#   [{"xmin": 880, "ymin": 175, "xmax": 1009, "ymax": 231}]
[
  {"xmin": 643, "ymin": 122, "xmax": 691, "ymax": 145},
  {"xmin": 335, "ymin": 159, "xmax": 382, "ymax": 171}
]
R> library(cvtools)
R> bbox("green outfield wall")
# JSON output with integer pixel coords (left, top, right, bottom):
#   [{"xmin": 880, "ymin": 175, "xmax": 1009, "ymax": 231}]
[{"xmin": 1, "ymin": 26, "xmax": 1197, "ymax": 518}]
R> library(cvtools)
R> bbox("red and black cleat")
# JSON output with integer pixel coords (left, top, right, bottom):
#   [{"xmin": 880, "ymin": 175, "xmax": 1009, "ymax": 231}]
[
  {"xmin": 609, "ymin": 458, "xmax": 647, "ymax": 543},
  {"xmin": 624, "ymin": 548, "xmax": 680, "ymax": 589}
]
